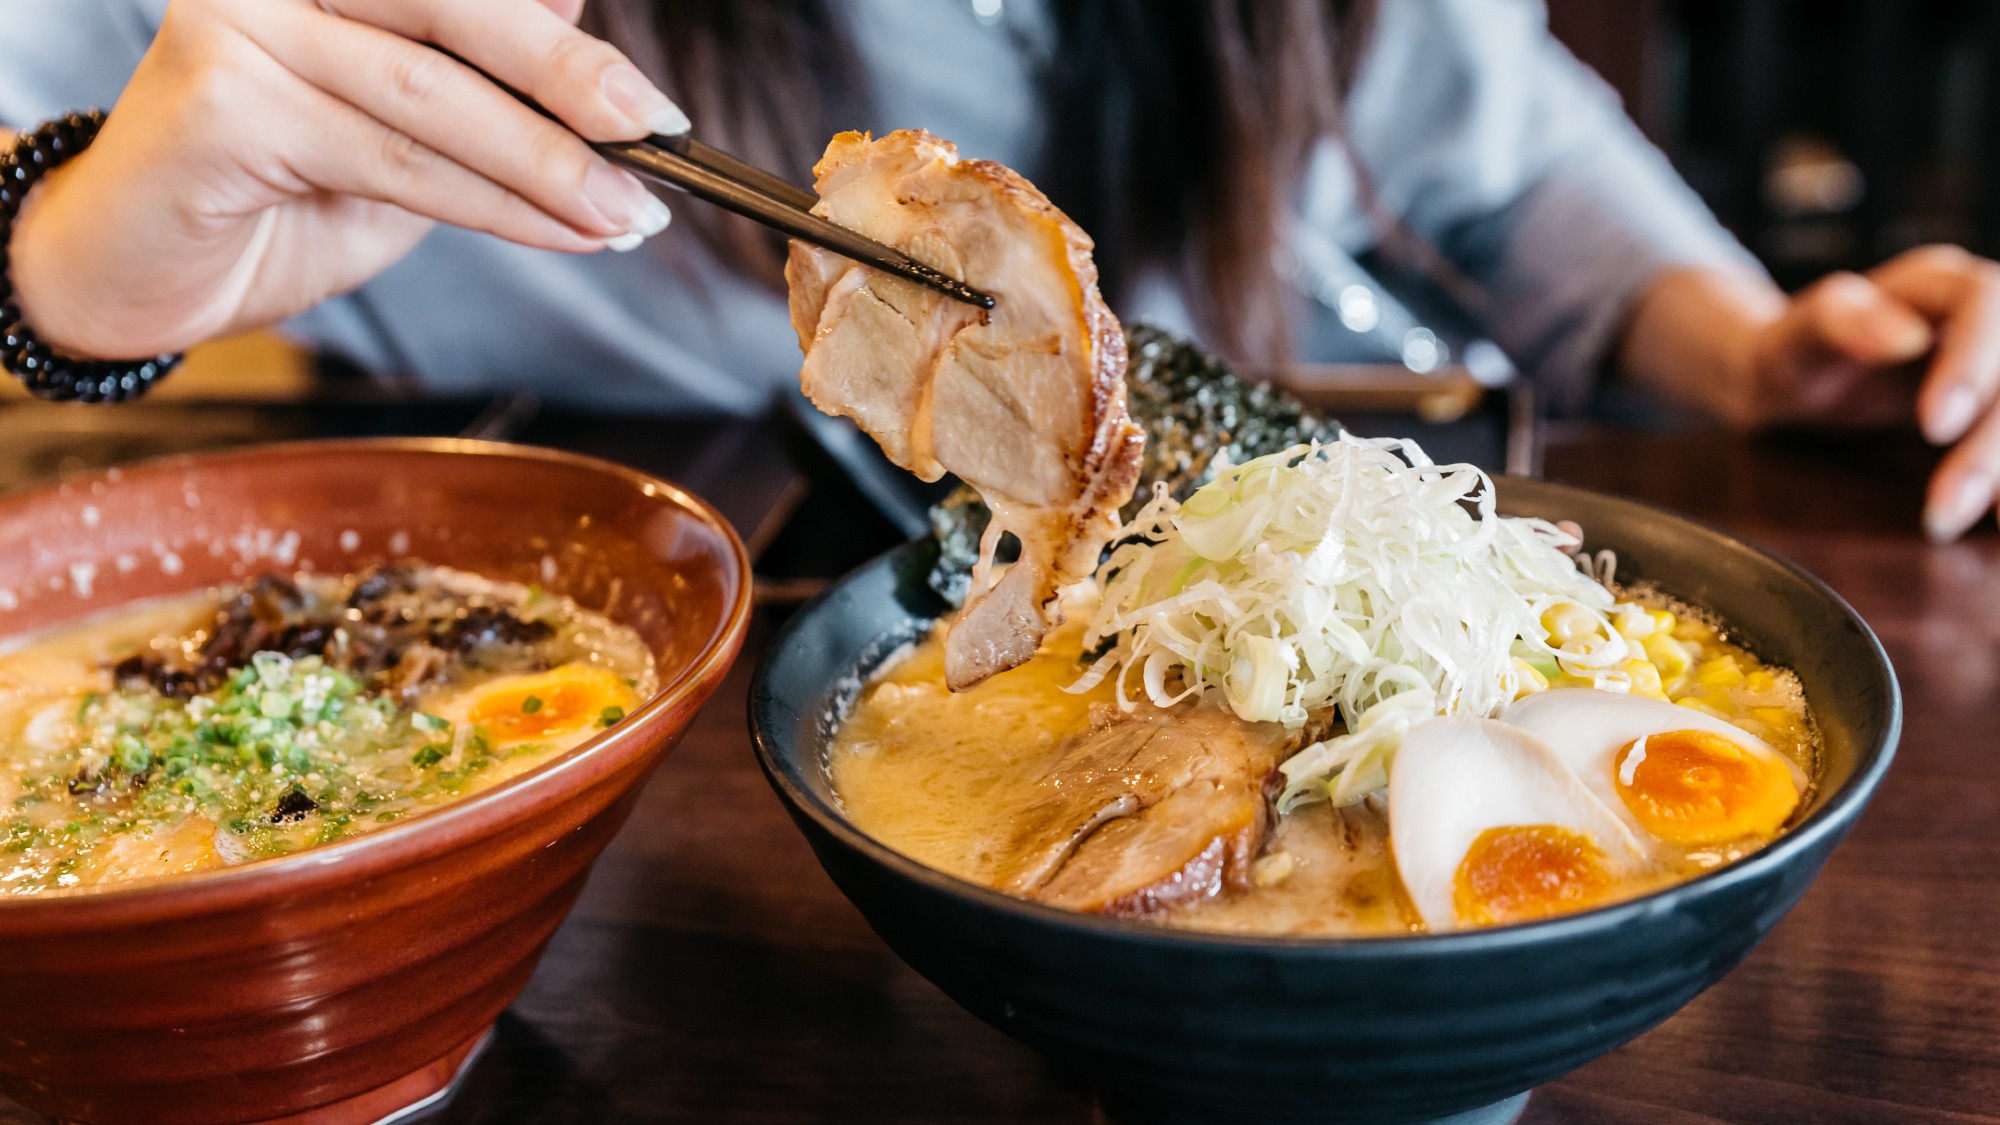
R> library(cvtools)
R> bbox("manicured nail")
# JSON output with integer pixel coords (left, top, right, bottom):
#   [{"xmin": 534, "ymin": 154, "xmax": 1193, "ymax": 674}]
[
  {"xmin": 595, "ymin": 192, "xmax": 669, "ymax": 253},
  {"xmin": 602, "ymin": 63, "xmax": 691, "ymax": 136},
  {"xmin": 628, "ymin": 194, "xmax": 671, "ymax": 238},
  {"xmin": 583, "ymin": 163, "xmax": 658, "ymax": 232},
  {"xmin": 1928, "ymin": 384, "xmax": 1980, "ymax": 445},
  {"xmin": 1925, "ymin": 474, "xmax": 1989, "ymax": 543}
]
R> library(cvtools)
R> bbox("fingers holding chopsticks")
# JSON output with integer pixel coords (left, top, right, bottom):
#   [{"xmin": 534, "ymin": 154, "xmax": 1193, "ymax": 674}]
[
  {"xmin": 249, "ymin": 1, "xmax": 672, "ymax": 248},
  {"xmin": 6, "ymin": 0, "xmax": 694, "ymax": 361},
  {"xmin": 317, "ymin": 0, "xmax": 691, "ymax": 139},
  {"xmin": 258, "ymin": 66, "xmax": 609, "ymax": 254},
  {"xmin": 250, "ymin": 0, "xmax": 680, "ymax": 248}
]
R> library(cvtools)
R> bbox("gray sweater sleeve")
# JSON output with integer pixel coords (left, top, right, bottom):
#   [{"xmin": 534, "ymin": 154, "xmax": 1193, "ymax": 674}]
[
  {"xmin": 1329, "ymin": 0, "xmax": 1764, "ymax": 412},
  {"xmin": 0, "ymin": 0, "xmax": 164, "ymax": 127}
]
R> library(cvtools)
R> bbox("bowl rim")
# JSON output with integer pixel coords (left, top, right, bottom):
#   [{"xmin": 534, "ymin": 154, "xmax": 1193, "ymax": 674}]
[
  {"xmin": 750, "ymin": 474, "xmax": 1902, "ymax": 955},
  {"xmin": 0, "ymin": 436, "xmax": 754, "ymax": 921}
]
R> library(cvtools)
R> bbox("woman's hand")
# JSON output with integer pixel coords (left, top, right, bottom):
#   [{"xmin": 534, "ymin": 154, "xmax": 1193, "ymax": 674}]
[
  {"xmin": 1620, "ymin": 246, "xmax": 2000, "ymax": 542},
  {"xmin": 8, "ymin": 0, "xmax": 687, "ymax": 362},
  {"xmin": 1751, "ymin": 246, "xmax": 2000, "ymax": 541}
]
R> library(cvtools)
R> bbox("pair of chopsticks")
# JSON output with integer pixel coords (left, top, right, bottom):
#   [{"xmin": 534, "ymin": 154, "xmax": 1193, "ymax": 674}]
[
  {"xmin": 601, "ymin": 135, "xmax": 997, "ymax": 311},
  {"xmin": 450, "ymin": 53, "xmax": 995, "ymax": 310}
]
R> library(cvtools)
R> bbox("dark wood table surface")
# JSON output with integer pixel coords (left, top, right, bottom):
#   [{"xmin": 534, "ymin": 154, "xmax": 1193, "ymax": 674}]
[{"xmin": 1, "ymin": 410, "xmax": 1991, "ymax": 1124}]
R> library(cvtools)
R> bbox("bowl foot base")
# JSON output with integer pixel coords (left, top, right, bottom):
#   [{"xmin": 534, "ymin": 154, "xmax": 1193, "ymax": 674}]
[
  {"xmin": 232, "ymin": 1024, "xmax": 493, "ymax": 1125},
  {"xmin": 1431, "ymin": 1092, "xmax": 1531, "ymax": 1125}
]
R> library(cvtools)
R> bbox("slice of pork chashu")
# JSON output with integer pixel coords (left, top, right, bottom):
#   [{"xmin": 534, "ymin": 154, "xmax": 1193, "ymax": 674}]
[
  {"xmin": 786, "ymin": 130, "xmax": 1144, "ymax": 691},
  {"xmin": 992, "ymin": 705, "xmax": 1325, "ymax": 917}
]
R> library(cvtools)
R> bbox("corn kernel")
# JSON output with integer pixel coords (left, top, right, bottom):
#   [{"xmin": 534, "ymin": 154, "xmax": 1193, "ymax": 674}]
[
  {"xmin": 1695, "ymin": 656, "xmax": 1744, "ymax": 690},
  {"xmin": 1541, "ymin": 603, "xmax": 1600, "ymax": 645},
  {"xmin": 1643, "ymin": 634, "xmax": 1692, "ymax": 682},
  {"xmin": 1751, "ymin": 705, "xmax": 1796, "ymax": 729},
  {"xmin": 1512, "ymin": 658, "xmax": 1550, "ymax": 697},
  {"xmin": 1252, "ymin": 852, "xmax": 1296, "ymax": 887},
  {"xmin": 1614, "ymin": 605, "xmax": 1657, "ymax": 640},
  {"xmin": 1674, "ymin": 616, "xmax": 1717, "ymax": 643},
  {"xmin": 1624, "ymin": 659, "xmax": 1664, "ymax": 697},
  {"xmin": 1745, "ymin": 669, "xmax": 1778, "ymax": 694},
  {"xmin": 1648, "ymin": 609, "xmax": 1677, "ymax": 633},
  {"xmin": 1676, "ymin": 697, "xmax": 1728, "ymax": 719}
]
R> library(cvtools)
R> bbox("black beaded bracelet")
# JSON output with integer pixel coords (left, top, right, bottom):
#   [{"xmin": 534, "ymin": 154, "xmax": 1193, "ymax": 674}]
[{"xmin": 0, "ymin": 111, "xmax": 181, "ymax": 403}]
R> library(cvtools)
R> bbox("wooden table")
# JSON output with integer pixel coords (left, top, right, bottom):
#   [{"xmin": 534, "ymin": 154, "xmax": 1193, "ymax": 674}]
[
  {"xmin": 2, "ymin": 419, "xmax": 1989, "ymax": 1124},
  {"xmin": 441, "ymin": 424, "xmax": 1990, "ymax": 1125}
]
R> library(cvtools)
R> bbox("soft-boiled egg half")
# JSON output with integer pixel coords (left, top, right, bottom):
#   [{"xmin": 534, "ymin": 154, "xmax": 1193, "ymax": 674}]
[
  {"xmin": 1388, "ymin": 717, "xmax": 1644, "ymax": 932},
  {"xmin": 1501, "ymin": 689, "xmax": 1806, "ymax": 847},
  {"xmin": 441, "ymin": 663, "xmax": 639, "ymax": 745},
  {"xmin": 1388, "ymin": 691, "xmax": 1809, "ymax": 932}
]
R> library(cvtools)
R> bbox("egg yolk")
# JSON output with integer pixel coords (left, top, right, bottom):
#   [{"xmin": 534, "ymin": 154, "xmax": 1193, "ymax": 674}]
[
  {"xmin": 1452, "ymin": 825, "xmax": 1615, "ymax": 927},
  {"xmin": 465, "ymin": 664, "xmax": 636, "ymax": 743},
  {"xmin": 1612, "ymin": 730, "xmax": 1799, "ymax": 846}
]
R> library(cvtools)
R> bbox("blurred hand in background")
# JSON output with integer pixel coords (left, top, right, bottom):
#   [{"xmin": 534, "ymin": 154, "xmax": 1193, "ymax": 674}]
[{"xmin": 1619, "ymin": 245, "xmax": 2000, "ymax": 543}]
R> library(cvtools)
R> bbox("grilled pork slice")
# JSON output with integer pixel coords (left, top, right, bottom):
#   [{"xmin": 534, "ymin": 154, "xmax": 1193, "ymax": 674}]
[
  {"xmin": 786, "ymin": 130, "xmax": 1145, "ymax": 691},
  {"xmin": 993, "ymin": 705, "xmax": 1307, "ymax": 917}
]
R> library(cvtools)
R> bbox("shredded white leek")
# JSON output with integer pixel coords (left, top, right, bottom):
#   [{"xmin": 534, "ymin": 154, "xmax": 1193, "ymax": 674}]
[{"xmin": 1070, "ymin": 434, "xmax": 1628, "ymax": 810}]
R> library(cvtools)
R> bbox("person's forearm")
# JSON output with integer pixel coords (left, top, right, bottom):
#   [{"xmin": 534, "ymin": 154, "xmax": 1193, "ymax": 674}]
[{"xmin": 1614, "ymin": 266, "xmax": 1787, "ymax": 428}]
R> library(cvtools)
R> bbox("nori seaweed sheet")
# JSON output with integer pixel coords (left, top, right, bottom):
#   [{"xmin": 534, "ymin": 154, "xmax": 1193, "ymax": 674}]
[{"xmin": 928, "ymin": 324, "xmax": 1343, "ymax": 604}]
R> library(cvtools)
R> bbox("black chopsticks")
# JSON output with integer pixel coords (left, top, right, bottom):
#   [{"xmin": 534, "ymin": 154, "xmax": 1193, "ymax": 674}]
[
  {"xmin": 448, "ymin": 51, "xmax": 995, "ymax": 310},
  {"xmin": 599, "ymin": 134, "xmax": 996, "ymax": 310}
]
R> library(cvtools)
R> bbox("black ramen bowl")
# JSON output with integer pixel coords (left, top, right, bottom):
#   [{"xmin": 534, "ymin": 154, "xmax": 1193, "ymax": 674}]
[{"xmin": 749, "ymin": 477, "xmax": 1899, "ymax": 1125}]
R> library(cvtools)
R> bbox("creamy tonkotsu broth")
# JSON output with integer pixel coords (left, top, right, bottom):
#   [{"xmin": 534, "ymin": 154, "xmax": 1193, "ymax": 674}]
[
  {"xmin": 829, "ymin": 434, "xmax": 1827, "ymax": 936},
  {"xmin": 0, "ymin": 565, "xmax": 654, "ymax": 893},
  {"xmin": 831, "ymin": 593, "xmax": 1819, "ymax": 937}
]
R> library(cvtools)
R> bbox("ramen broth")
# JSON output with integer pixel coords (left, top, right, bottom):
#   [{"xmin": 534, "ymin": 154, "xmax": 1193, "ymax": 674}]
[
  {"xmin": 0, "ymin": 565, "xmax": 654, "ymax": 893},
  {"xmin": 831, "ymin": 598, "xmax": 1818, "ymax": 937}
]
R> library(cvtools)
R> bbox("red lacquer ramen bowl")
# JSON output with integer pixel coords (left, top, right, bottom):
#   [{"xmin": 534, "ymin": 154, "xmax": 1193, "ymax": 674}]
[{"xmin": 0, "ymin": 439, "xmax": 752, "ymax": 1125}]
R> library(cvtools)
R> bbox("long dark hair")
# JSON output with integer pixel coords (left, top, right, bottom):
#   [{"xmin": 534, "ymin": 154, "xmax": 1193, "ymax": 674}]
[{"xmin": 585, "ymin": 0, "xmax": 1377, "ymax": 367}]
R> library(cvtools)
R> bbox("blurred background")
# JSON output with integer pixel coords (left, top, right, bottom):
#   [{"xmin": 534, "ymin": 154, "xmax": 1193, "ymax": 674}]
[
  {"xmin": 27, "ymin": 1, "xmax": 1998, "ymax": 388},
  {"xmin": 1549, "ymin": 0, "xmax": 2000, "ymax": 289},
  {"xmin": 6, "ymin": 0, "xmax": 1996, "ymax": 554},
  {"xmin": 17, "ymin": 1, "xmax": 2000, "ymax": 394}
]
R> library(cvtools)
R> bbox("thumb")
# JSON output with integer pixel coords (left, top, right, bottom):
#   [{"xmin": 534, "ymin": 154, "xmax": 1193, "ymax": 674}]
[{"xmin": 1789, "ymin": 272, "xmax": 1935, "ymax": 368}]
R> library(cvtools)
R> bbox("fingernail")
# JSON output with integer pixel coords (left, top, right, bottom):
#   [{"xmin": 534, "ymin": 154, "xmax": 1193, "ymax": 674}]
[
  {"xmin": 629, "ymin": 194, "xmax": 671, "ymax": 238},
  {"xmin": 583, "ymin": 162, "xmax": 661, "ymax": 233},
  {"xmin": 598, "ymin": 202, "xmax": 670, "ymax": 252},
  {"xmin": 1866, "ymin": 308, "xmax": 1934, "ymax": 360},
  {"xmin": 602, "ymin": 63, "xmax": 691, "ymax": 136},
  {"xmin": 1925, "ymin": 474, "xmax": 1989, "ymax": 543},
  {"xmin": 1929, "ymin": 384, "xmax": 1980, "ymax": 444}
]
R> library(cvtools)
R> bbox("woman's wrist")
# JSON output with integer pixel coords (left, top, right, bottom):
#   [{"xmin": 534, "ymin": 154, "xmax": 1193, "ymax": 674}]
[
  {"xmin": 1, "ymin": 114, "xmax": 183, "ymax": 401},
  {"xmin": 9, "ymin": 158, "xmax": 105, "ymax": 360},
  {"xmin": 1615, "ymin": 266, "xmax": 1787, "ymax": 428}
]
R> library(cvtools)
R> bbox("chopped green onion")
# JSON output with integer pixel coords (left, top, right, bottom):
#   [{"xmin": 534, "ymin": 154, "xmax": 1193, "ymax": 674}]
[
  {"xmin": 114, "ymin": 734, "xmax": 151, "ymax": 774},
  {"xmin": 598, "ymin": 706, "xmax": 626, "ymax": 728},
  {"xmin": 1076, "ymin": 435, "xmax": 1630, "ymax": 809},
  {"xmin": 521, "ymin": 696, "xmax": 544, "ymax": 714}
]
